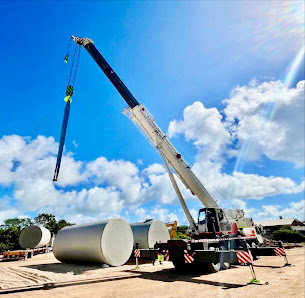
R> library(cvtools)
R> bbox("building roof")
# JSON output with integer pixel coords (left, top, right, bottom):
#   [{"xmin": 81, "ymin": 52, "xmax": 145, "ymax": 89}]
[{"xmin": 255, "ymin": 218, "xmax": 303, "ymax": 227}]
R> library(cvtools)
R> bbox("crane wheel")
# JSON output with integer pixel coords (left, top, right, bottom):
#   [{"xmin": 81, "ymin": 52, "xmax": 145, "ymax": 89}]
[
  {"xmin": 206, "ymin": 261, "xmax": 230, "ymax": 272},
  {"xmin": 173, "ymin": 260, "xmax": 230, "ymax": 273},
  {"xmin": 173, "ymin": 260, "xmax": 189, "ymax": 272},
  {"xmin": 206, "ymin": 262, "xmax": 221, "ymax": 273},
  {"xmin": 221, "ymin": 262, "xmax": 230, "ymax": 270},
  {"xmin": 172, "ymin": 261, "xmax": 198, "ymax": 273}
]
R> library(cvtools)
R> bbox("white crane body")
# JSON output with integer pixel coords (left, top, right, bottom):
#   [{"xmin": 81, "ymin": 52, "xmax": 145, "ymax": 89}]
[
  {"xmin": 52, "ymin": 36, "xmax": 285, "ymax": 272},
  {"xmin": 67, "ymin": 36, "xmax": 256, "ymax": 239},
  {"xmin": 130, "ymin": 104, "xmax": 218, "ymax": 208}
]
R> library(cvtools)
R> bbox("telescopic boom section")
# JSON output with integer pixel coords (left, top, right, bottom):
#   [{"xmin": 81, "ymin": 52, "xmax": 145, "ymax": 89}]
[
  {"xmin": 71, "ymin": 36, "xmax": 139, "ymax": 109},
  {"xmin": 71, "ymin": 36, "xmax": 219, "ymax": 212}
]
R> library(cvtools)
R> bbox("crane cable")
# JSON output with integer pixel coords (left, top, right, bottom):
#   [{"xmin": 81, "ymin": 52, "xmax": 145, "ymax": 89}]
[
  {"xmin": 53, "ymin": 39, "xmax": 81, "ymax": 182},
  {"xmin": 172, "ymin": 143, "xmax": 235, "ymax": 209}
]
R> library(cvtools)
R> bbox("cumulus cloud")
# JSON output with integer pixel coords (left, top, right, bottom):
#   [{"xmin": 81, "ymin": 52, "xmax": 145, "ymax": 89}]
[
  {"xmin": 133, "ymin": 205, "xmax": 178, "ymax": 223},
  {"xmin": 168, "ymin": 80, "xmax": 304, "ymax": 204},
  {"xmin": 257, "ymin": 199, "xmax": 305, "ymax": 221},
  {"xmin": 230, "ymin": 199, "xmax": 255, "ymax": 217},
  {"xmin": 0, "ymin": 197, "xmax": 18, "ymax": 224},
  {"xmin": 86, "ymin": 157, "xmax": 144, "ymax": 204},
  {"xmin": 71, "ymin": 187, "xmax": 124, "ymax": 218},
  {"xmin": 223, "ymin": 80, "xmax": 305, "ymax": 167},
  {"xmin": 216, "ymin": 172, "xmax": 304, "ymax": 200},
  {"xmin": 0, "ymin": 79, "xmax": 303, "ymax": 225},
  {"xmin": 168, "ymin": 101, "xmax": 230, "ymax": 163},
  {"xmin": 0, "ymin": 135, "xmax": 181, "ymax": 224}
]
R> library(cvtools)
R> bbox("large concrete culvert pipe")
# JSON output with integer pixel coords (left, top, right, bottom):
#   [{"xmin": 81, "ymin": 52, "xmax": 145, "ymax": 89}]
[
  {"xmin": 19, "ymin": 225, "xmax": 51, "ymax": 249},
  {"xmin": 130, "ymin": 220, "xmax": 170, "ymax": 249},
  {"xmin": 53, "ymin": 219, "xmax": 134, "ymax": 266}
]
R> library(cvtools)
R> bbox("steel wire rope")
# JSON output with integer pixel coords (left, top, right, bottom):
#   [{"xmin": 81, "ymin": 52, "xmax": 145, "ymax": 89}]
[
  {"xmin": 165, "ymin": 135, "xmax": 235, "ymax": 209},
  {"xmin": 72, "ymin": 46, "xmax": 81, "ymax": 86},
  {"xmin": 67, "ymin": 43, "xmax": 78, "ymax": 86}
]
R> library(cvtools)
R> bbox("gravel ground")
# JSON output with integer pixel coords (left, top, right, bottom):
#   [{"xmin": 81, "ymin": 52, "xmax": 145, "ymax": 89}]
[{"xmin": 0, "ymin": 247, "xmax": 304, "ymax": 297}]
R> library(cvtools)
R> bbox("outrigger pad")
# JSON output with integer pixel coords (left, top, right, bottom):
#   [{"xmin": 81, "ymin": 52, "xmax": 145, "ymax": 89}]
[{"xmin": 249, "ymin": 279, "xmax": 269, "ymax": 285}]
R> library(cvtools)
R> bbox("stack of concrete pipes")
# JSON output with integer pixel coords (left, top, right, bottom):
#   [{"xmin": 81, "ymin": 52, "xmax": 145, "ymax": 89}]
[{"xmin": 53, "ymin": 219, "xmax": 170, "ymax": 266}]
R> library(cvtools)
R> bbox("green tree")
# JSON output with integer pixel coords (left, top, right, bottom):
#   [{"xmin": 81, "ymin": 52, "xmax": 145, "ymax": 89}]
[
  {"xmin": 173, "ymin": 231, "xmax": 190, "ymax": 240},
  {"xmin": 0, "ymin": 217, "xmax": 32, "ymax": 251},
  {"xmin": 34, "ymin": 213, "xmax": 58, "ymax": 233},
  {"xmin": 3, "ymin": 217, "xmax": 32, "ymax": 230},
  {"xmin": 272, "ymin": 228, "xmax": 305, "ymax": 243},
  {"xmin": 176, "ymin": 225, "xmax": 188, "ymax": 233},
  {"xmin": 34, "ymin": 214, "xmax": 73, "ymax": 234},
  {"xmin": 55, "ymin": 219, "xmax": 73, "ymax": 234},
  {"xmin": 172, "ymin": 225, "xmax": 190, "ymax": 240},
  {"xmin": 0, "ymin": 219, "xmax": 31, "ymax": 252},
  {"xmin": 0, "ymin": 214, "xmax": 73, "ymax": 253}
]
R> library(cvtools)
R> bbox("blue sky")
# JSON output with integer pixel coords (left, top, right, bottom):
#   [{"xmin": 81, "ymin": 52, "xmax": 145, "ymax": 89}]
[{"xmin": 0, "ymin": 1, "xmax": 304, "ymax": 224}]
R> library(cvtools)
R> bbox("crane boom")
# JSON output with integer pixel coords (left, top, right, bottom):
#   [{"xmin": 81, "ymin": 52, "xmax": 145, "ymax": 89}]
[
  {"xmin": 71, "ymin": 36, "xmax": 220, "ymax": 230},
  {"xmin": 71, "ymin": 36, "xmax": 139, "ymax": 109}
]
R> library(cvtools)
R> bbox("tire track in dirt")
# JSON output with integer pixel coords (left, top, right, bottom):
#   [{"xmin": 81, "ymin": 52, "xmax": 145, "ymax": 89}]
[
  {"xmin": 9, "ymin": 267, "xmax": 53, "ymax": 283},
  {"xmin": 0, "ymin": 267, "xmax": 53, "ymax": 289}
]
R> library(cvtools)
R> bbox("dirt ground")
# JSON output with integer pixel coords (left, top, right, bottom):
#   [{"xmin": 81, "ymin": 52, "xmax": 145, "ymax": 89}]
[{"xmin": 0, "ymin": 247, "xmax": 304, "ymax": 298}]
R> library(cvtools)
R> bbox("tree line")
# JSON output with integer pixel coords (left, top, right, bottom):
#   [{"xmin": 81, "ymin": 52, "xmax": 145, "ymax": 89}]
[{"xmin": 0, "ymin": 213, "xmax": 73, "ymax": 252}]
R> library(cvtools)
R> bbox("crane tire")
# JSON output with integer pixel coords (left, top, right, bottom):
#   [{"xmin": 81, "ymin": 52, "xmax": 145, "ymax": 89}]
[
  {"xmin": 221, "ymin": 262, "xmax": 230, "ymax": 270},
  {"xmin": 206, "ymin": 262, "xmax": 221, "ymax": 273}
]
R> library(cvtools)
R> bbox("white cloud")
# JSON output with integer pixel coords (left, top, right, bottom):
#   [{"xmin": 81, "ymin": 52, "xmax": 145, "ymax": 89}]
[
  {"xmin": 72, "ymin": 187, "xmax": 124, "ymax": 218},
  {"xmin": 216, "ymin": 172, "xmax": 304, "ymax": 200},
  {"xmin": 231, "ymin": 199, "xmax": 255, "ymax": 217},
  {"xmin": 55, "ymin": 156, "xmax": 87, "ymax": 187},
  {"xmin": 133, "ymin": 205, "xmax": 178, "ymax": 223},
  {"xmin": 168, "ymin": 101, "xmax": 230, "ymax": 163},
  {"xmin": 223, "ymin": 80, "xmax": 305, "ymax": 167},
  {"xmin": 86, "ymin": 157, "xmax": 144, "ymax": 204},
  {"xmin": 0, "ymin": 135, "xmax": 179, "ymax": 223},
  {"xmin": 0, "ymin": 197, "xmax": 18, "ymax": 224},
  {"xmin": 142, "ymin": 163, "xmax": 166, "ymax": 175},
  {"xmin": 0, "ymin": 135, "xmax": 27, "ymax": 185},
  {"xmin": 168, "ymin": 80, "xmax": 304, "ymax": 205},
  {"xmin": 134, "ymin": 207, "xmax": 146, "ymax": 220},
  {"xmin": 63, "ymin": 213, "xmax": 102, "ymax": 225},
  {"xmin": 72, "ymin": 140, "xmax": 79, "ymax": 148},
  {"xmin": 144, "ymin": 172, "xmax": 177, "ymax": 204},
  {"xmin": 0, "ymin": 79, "xmax": 303, "ymax": 225},
  {"xmin": 257, "ymin": 199, "xmax": 305, "ymax": 221}
]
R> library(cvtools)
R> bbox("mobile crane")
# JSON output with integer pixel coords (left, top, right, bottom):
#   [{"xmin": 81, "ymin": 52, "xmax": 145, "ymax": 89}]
[
  {"xmin": 68, "ymin": 36, "xmax": 255, "ymax": 240},
  {"xmin": 54, "ymin": 36, "xmax": 285, "ymax": 272}
]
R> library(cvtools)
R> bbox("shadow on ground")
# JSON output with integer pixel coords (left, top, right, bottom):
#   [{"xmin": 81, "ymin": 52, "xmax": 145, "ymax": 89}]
[
  {"xmin": 0, "ymin": 265, "xmax": 247, "ymax": 295},
  {"xmin": 24, "ymin": 263, "xmax": 107, "ymax": 275},
  {"xmin": 253, "ymin": 264, "xmax": 283, "ymax": 268},
  {"xmin": 123, "ymin": 267, "xmax": 246, "ymax": 289},
  {"xmin": 0, "ymin": 274, "xmax": 140, "ymax": 295}
]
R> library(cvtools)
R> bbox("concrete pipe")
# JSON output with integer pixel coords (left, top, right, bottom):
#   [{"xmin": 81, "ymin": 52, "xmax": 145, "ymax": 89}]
[
  {"xmin": 130, "ymin": 220, "xmax": 170, "ymax": 249},
  {"xmin": 19, "ymin": 225, "xmax": 51, "ymax": 249},
  {"xmin": 53, "ymin": 219, "xmax": 133, "ymax": 266}
]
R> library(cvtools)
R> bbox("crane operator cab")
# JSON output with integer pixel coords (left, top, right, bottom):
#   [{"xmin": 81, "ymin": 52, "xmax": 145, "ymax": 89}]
[{"xmin": 197, "ymin": 207, "xmax": 231, "ymax": 238}]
